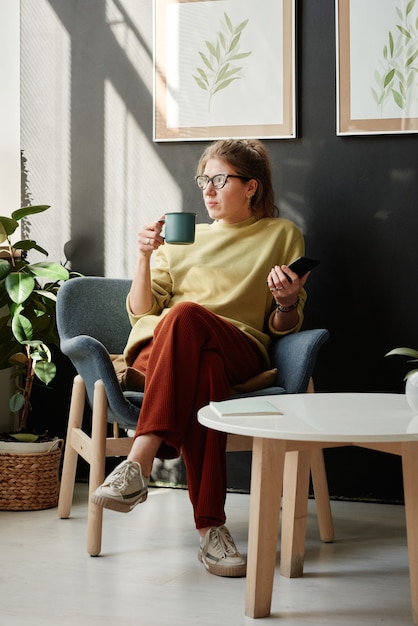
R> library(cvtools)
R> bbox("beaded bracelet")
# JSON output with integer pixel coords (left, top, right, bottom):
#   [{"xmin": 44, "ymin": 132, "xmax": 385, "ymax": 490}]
[{"xmin": 275, "ymin": 296, "xmax": 299, "ymax": 314}]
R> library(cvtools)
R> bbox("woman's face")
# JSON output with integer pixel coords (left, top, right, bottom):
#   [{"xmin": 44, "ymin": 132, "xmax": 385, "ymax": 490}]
[{"xmin": 201, "ymin": 158, "xmax": 257, "ymax": 224}]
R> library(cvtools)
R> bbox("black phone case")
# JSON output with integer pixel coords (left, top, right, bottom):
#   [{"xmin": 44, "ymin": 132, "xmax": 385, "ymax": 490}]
[{"xmin": 287, "ymin": 256, "xmax": 320, "ymax": 278}]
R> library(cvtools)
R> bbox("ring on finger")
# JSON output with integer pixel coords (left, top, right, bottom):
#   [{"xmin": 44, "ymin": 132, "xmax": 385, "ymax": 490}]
[{"xmin": 146, "ymin": 238, "xmax": 151, "ymax": 245}]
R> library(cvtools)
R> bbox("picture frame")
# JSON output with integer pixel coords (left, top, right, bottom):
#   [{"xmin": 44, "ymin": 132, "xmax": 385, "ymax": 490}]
[
  {"xmin": 336, "ymin": 0, "xmax": 418, "ymax": 136},
  {"xmin": 153, "ymin": 0, "xmax": 296, "ymax": 141}
]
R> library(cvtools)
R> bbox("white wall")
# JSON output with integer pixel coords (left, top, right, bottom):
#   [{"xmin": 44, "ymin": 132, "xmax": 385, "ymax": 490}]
[
  {"xmin": 0, "ymin": 0, "xmax": 20, "ymax": 431},
  {"xmin": 19, "ymin": 0, "xmax": 194, "ymax": 278}
]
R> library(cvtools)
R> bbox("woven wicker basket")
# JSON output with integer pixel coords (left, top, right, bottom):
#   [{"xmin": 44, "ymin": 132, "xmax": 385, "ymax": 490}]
[{"xmin": 0, "ymin": 439, "xmax": 63, "ymax": 511}]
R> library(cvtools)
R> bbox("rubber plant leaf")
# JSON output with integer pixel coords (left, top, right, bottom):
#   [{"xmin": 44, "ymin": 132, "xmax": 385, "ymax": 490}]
[{"xmin": 5, "ymin": 272, "xmax": 35, "ymax": 304}]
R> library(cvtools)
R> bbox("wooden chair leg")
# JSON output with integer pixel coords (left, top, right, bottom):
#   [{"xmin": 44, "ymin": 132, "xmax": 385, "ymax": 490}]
[
  {"xmin": 310, "ymin": 448, "xmax": 334, "ymax": 543},
  {"xmin": 58, "ymin": 375, "xmax": 86, "ymax": 519},
  {"xmin": 87, "ymin": 380, "xmax": 108, "ymax": 557}
]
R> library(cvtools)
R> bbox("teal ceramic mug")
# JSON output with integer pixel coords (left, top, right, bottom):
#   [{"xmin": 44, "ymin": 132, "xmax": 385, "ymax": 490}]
[{"xmin": 164, "ymin": 212, "xmax": 196, "ymax": 244}]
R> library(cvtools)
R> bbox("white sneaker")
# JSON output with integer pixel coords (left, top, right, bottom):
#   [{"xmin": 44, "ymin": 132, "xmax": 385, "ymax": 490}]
[
  {"xmin": 198, "ymin": 525, "xmax": 246, "ymax": 577},
  {"xmin": 91, "ymin": 460, "xmax": 149, "ymax": 513}
]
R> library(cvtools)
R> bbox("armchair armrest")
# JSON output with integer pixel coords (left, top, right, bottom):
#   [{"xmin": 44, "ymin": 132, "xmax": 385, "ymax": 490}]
[
  {"xmin": 271, "ymin": 329, "xmax": 329, "ymax": 394},
  {"xmin": 60, "ymin": 335, "xmax": 143, "ymax": 428}
]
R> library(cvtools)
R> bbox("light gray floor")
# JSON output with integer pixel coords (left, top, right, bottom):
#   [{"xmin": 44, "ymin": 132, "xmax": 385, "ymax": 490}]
[{"xmin": 0, "ymin": 483, "xmax": 413, "ymax": 625}]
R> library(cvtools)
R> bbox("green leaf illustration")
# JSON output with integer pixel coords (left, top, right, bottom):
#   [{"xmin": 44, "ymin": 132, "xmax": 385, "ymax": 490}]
[
  {"xmin": 229, "ymin": 52, "xmax": 252, "ymax": 61},
  {"xmin": 397, "ymin": 24, "xmax": 411, "ymax": 38},
  {"xmin": 198, "ymin": 51, "xmax": 213, "ymax": 72},
  {"xmin": 193, "ymin": 12, "xmax": 252, "ymax": 111},
  {"xmin": 392, "ymin": 89, "xmax": 404, "ymax": 108},
  {"xmin": 406, "ymin": 0, "xmax": 416, "ymax": 16},
  {"xmin": 229, "ymin": 32, "xmax": 242, "ymax": 53},
  {"xmin": 197, "ymin": 67, "xmax": 209, "ymax": 83},
  {"xmin": 384, "ymin": 68, "xmax": 396, "ymax": 87},
  {"xmin": 193, "ymin": 75, "xmax": 208, "ymax": 90},
  {"xmin": 406, "ymin": 48, "xmax": 418, "ymax": 66},
  {"xmin": 235, "ymin": 19, "xmax": 249, "ymax": 34},
  {"xmin": 371, "ymin": 1, "xmax": 418, "ymax": 116},
  {"xmin": 213, "ymin": 77, "xmax": 240, "ymax": 96},
  {"xmin": 225, "ymin": 12, "xmax": 233, "ymax": 33}
]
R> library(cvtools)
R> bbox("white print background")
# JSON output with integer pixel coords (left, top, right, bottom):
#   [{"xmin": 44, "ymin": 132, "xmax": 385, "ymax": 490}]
[
  {"xmin": 349, "ymin": 0, "xmax": 418, "ymax": 119},
  {"xmin": 165, "ymin": 0, "xmax": 285, "ymax": 128}
]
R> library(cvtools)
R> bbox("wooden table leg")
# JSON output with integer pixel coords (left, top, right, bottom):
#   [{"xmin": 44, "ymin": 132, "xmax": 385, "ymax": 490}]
[
  {"xmin": 280, "ymin": 449, "xmax": 311, "ymax": 578},
  {"xmin": 401, "ymin": 441, "xmax": 418, "ymax": 625},
  {"xmin": 245, "ymin": 437, "xmax": 286, "ymax": 618},
  {"xmin": 310, "ymin": 447, "xmax": 334, "ymax": 543}
]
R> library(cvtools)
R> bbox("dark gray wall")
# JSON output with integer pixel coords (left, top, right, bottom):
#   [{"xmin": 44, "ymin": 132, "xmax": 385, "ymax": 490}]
[{"xmin": 35, "ymin": 0, "xmax": 417, "ymax": 501}]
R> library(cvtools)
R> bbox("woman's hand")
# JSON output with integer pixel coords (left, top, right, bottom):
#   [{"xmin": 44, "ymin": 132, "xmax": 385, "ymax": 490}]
[
  {"xmin": 267, "ymin": 264, "xmax": 309, "ymax": 306},
  {"xmin": 138, "ymin": 218, "xmax": 165, "ymax": 256},
  {"xmin": 130, "ymin": 218, "xmax": 165, "ymax": 315},
  {"xmin": 267, "ymin": 264, "xmax": 309, "ymax": 332}
]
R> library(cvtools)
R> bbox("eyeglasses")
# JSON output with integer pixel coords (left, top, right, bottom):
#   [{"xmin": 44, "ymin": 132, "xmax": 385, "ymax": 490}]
[{"xmin": 194, "ymin": 173, "xmax": 249, "ymax": 190}]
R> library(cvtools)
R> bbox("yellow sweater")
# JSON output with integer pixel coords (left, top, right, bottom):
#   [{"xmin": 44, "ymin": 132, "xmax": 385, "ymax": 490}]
[{"xmin": 124, "ymin": 215, "xmax": 306, "ymax": 366}]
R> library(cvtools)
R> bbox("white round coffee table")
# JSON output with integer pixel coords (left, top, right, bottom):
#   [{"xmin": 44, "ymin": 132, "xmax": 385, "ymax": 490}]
[{"xmin": 198, "ymin": 393, "xmax": 418, "ymax": 621}]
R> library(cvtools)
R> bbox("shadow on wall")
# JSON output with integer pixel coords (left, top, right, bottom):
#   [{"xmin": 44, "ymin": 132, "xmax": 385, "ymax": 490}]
[{"xmin": 23, "ymin": 0, "xmax": 205, "ymax": 278}]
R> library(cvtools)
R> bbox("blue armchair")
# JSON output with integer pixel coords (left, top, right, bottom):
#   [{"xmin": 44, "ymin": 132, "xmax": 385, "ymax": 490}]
[{"xmin": 56, "ymin": 276, "xmax": 332, "ymax": 556}]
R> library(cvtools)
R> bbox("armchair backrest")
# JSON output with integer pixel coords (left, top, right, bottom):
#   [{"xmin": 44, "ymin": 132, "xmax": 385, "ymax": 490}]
[
  {"xmin": 57, "ymin": 277, "xmax": 142, "ymax": 428},
  {"xmin": 57, "ymin": 276, "xmax": 132, "ymax": 353}
]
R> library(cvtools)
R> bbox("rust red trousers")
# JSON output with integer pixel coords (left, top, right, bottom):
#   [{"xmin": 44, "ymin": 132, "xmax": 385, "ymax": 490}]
[{"xmin": 131, "ymin": 302, "xmax": 264, "ymax": 529}]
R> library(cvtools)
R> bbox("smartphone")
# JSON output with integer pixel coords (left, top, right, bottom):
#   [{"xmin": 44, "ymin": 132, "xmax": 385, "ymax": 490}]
[{"xmin": 285, "ymin": 256, "xmax": 320, "ymax": 280}]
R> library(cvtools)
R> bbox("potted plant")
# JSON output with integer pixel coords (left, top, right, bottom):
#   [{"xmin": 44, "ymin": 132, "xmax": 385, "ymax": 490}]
[
  {"xmin": 386, "ymin": 347, "xmax": 418, "ymax": 414},
  {"xmin": 0, "ymin": 205, "xmax": 72, "ymax": 510}
]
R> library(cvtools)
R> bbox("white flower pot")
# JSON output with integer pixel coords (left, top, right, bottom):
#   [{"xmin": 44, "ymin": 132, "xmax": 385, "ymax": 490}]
[{"xmin": 405, "ymin": 372, "xmax": 418, "ymax": 414}]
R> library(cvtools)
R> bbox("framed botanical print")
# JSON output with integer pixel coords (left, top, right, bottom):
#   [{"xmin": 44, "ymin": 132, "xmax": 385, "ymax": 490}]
[
  {"xmin": 336, "ymin": 0, "xmax": 418, "ymax": 135},
  {"xmin": 154, "ymin": 0, "xmax": 296, "ymax": 141}
]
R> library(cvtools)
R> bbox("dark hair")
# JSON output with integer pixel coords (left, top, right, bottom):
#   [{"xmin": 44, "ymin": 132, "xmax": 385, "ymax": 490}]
[{"xmin": 196, "ymin": 139, "xmax": 278, "ymax": 219}]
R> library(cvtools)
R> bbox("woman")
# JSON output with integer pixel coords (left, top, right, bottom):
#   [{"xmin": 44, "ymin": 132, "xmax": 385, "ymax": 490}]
[{"xmin": 92, "ymin": 139, "xmax": 310, "ymax": 578}]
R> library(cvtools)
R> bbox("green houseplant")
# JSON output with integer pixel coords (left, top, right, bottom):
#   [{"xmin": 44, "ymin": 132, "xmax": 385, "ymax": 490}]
[
  {"xmin": 386, "ymin": 347, "xmax": 418, "ymax": 414},
  {"xmin": 0, "ymin": 204, "xmax": 71, "ymax": 442},
  {"xmin": 385, "ymin": 347, "xmax": 418, "ymax": 379}
]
